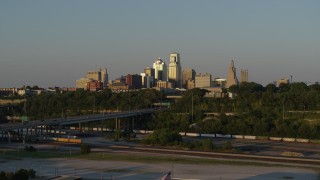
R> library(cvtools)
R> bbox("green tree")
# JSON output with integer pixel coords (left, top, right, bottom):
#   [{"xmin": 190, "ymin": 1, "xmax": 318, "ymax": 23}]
[
  {"xmin": 27, "ymin": 169, "xmax": 36, "ymax": 178},
  {"xmin": 13, "ymin": 169, "xmax": 29, "ymax": 180},
  {"xmin": 80, "ymin": 144, "xmax": 91, "ymax": 154},
  {"xmin": 0, "ymin": 171, "xmax": 8, "ymax": 180},
  {"xmin": 143, "ymin": 129, "xmax": 182, "ymax": 146}
]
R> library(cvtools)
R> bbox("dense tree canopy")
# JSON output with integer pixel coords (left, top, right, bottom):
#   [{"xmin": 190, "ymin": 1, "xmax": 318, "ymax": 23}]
[
  {"xmin": 23, "ymin": 88, "xmax": 164, "ymax": 119},
  {"xmin": 4, "ymin": 82, "xmax": 320, "ymax": 139},
  {"xmin": 151, "ymin": 82, "xmax": 320, "ymax": 139}
]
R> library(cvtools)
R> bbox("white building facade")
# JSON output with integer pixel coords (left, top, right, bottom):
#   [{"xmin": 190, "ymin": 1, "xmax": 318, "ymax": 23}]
[{"xmin": 153, "ymin": 58, "xmax": 167, "ymax": 81}]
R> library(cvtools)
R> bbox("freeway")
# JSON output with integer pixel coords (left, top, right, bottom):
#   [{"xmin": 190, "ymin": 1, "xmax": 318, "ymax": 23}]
[
  {"xmin": 0, "ymin": 108, "xmax": 161, "ymax": 131},
  {"xmin": 99, "ymin": 145, "xmax": 320, "ymax": 166},
  {"xmin": 3, "ymin": 136, "xmax": 320, "ymax": 167}
]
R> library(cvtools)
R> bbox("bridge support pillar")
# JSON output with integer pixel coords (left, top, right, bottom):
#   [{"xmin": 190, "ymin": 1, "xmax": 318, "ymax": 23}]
[
  {"xmin": 40, "ymin": 125, "xmax": 43, "ymax": 140},
  {"xmin": 78, "ymin": 122, "xmax": 82, "ymax": 132},
  {"xmin": 132, "ymin": 117, "xmax": 134, "ymax": 132},
  {"xmin": 58, "ymin": 123, "xmax": 62, "ymax": 137},
  {"xmin": 115, "ymin": 118, "xmax": 120, "ymax": 130},
  {"xmin": 46, "ymin": 125, "xmax": 49, "ymax": 136},
  {"xmin": 19, "ymin": 128, "xmax": 22, "ymax": 141},
  {"xmin": 7, "ymin": 131, "xmax": 11, "ymax": 143}
]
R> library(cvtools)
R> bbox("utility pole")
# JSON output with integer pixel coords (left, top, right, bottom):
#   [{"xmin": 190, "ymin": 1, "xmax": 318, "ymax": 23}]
[
  {"xmin": 92, "ymin": 96, "xmax": 96, "ymax": 114},
  {"xmin": 191, "ymin": 92, "xmax": 194, "ymax": 123},
  {"xmin": 282, "ymin": 99, "xmax": 285, "ymax": 120}
]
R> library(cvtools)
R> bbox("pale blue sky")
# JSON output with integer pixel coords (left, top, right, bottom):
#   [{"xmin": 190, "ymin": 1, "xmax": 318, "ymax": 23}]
[{"xmin": 1, "ymin": 1, "xmax": 319, "ymax": 87}]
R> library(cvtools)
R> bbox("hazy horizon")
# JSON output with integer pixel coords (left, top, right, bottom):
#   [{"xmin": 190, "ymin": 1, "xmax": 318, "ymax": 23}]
[{"xmin": 1, "ymin": 1, "xmax": 319, "ymax": 88}]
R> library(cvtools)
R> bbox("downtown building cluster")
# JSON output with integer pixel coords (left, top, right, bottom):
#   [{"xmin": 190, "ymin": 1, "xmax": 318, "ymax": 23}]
[
  {"xmin": 0, "ymin": 52, "xmax": 299, "ymax": 98},
  {"xmin": 75, "ymin": 52, "xmax": 248, "ymax": 97}
]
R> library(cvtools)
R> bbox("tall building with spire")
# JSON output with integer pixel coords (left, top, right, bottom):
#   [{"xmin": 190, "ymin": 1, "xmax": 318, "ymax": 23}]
[
  {"xmin": 168, "ymin": 52, "xmax": 182, "ymax": 88},
  {"xmin": 153, "ymin": 58, "xmax": 167, "ymax": 81},
  {"xmin": 226, "ymin": 60, "xmax": 239, "ymax": 88}
]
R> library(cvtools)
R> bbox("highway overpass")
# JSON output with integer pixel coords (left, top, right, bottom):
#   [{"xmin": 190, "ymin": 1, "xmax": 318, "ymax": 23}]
[{"xmin": 0, "ymin": 108, "xmax": 162, "ymax": 131}]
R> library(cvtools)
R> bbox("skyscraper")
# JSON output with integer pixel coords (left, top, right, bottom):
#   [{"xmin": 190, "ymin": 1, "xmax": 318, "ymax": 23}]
[
  {"xmin": 86, "ymin": 71, "xmax": 101, "ymax": 81},
  {"xmin": 101, "ymin": 68, "xmax": 109, "ymax": 87},
  {"xmin": 182, "ymin": 68, "xmax": 196, "ymax": 89},
  {"xmin": 144, "ymin": 67, "xmax": 155, "ymax": 77},
  {"xmin": 240, "ymin": 69, "xmax": 248, "ymax": 83},
  {"xmin": 85, "ymin": 68, "xmax": 108, "ymax": 87},
  {"xmin": 226, "ymin": 60, "xmax": 239, "ymax": 88},
  {"xmin": 153, "ymin": 58, "xmax": 167, "ymax": 81},
  {"xmin": 126, "ymin": 74, "xmax": 142, "ymax": 89},
  {"xmin": 143, "ymin": 67, "xmax": 155, "ymax": 87},
  {"xmin": 168, "ymin": 53, "xmax": 182, "ymax": 88}
]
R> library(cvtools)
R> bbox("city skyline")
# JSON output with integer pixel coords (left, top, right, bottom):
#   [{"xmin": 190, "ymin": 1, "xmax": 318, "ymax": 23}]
[{"xmin": 1, "ymin": 1, "xmax": 319, "ymax": 88}]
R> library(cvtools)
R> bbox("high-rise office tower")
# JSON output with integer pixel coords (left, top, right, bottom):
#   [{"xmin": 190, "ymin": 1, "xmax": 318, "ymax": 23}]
[
  {"xmin": 144, "ymin": 67, "xmax": 155, "ymax": 77},
  {"xmin": 101, "ymin": 68, "xmax": 109, "ymax": 87},
  {"xmin": 140, "ymin": 73, "xmax": 146, "ymax": 87},
  {"xmin": 85, "ymin": 68, "xmax": 108, "ymax": 87},
  {"xmin": 153, "ymin": 58, "xmax": 167, "ymax": 81},
  {"xmin": 226, "ymin": 60, "xmax": 239, "ymax": 88},
  {"xmin": 141, "ymin": 73, "xmax": 154, "ymax": 88},
  {"xmin": 240, "ymin": 69, "xmax": 248, "ymax": 83},
  {"xmin": 182, "ymin": 68, "xmax": 196, "ymax": 89},
  {"xmin": 144, "ymin": 67, "xmax": 155, "ymax": 87},
  {"xmin": 86, "ymin": 71, "xmax": 101, "ymax": 81},
  {"xmin": 126, "ymin": 74, "xmax": 142, "ymax": 89},
  {"xmin": 168, "ymin": 52, "xmax": 182, "ymax": 88}
]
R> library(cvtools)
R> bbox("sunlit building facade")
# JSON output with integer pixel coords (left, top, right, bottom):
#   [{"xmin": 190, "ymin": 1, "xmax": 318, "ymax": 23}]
[
  {"xmin": 168, "ymin": 52, "xmax": 182, "ymax": 88},
  {"xmin": 153, "ymin": 58, "xmax": 167, "ymax": 81}
]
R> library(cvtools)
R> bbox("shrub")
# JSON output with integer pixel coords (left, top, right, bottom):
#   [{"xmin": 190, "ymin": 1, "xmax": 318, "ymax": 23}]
[
  {"xmin": 80, "ymin": 144, "xmax": 91, "ymax": 154},
  {"xmin": 114, "ymin": 129, "xmax": 121, "ymax": 141},
  {"xmin": 221, "ymin": 141, "xmax": 233, "ymax": 150},
  {"xmin": 13, "ymin": 169, "xmax": 29, "ymax": 180},
  {"xmin": 143, "ymin": 129, "xmax": 182, "ymax": 146},
  {"xmin": 201, "ymin": 138, "xmax": 215, "ymax": 151},
  {"xmin": 0, "ymin": 171, "xmax": 8, "ymax": 180},
  {"xmin": 28, "ymin": 169, "xmax": 36, "ymax": 178},
  {"xmin": 5, "ymin": 172, "xmax": 14, "ymax": 180},
  {"xmin": 0, "ymin": 169, "xmax": 36, "ymax": 180},
  {"xmin": 24, "ymin": 146, "xmax": 37, "ymax": 152}
]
